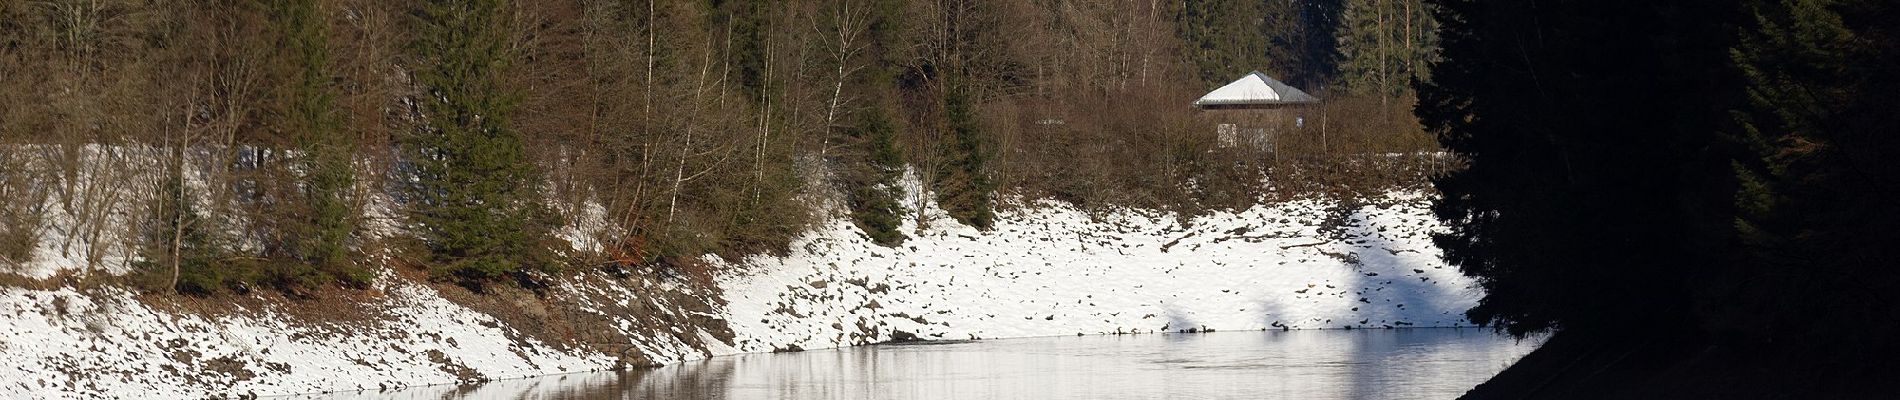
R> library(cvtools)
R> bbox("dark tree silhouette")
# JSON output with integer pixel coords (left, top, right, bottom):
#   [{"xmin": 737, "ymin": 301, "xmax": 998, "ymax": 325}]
[
  {"xmin": 1426, "ymin": 0, "xmax": 1900, "ymax": 396},
  {"xmin": 1420, "ymin": 0, "xmax": 1736, "ymax": 338}
]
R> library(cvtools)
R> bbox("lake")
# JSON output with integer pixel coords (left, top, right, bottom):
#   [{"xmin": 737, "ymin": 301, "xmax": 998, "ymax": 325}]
[{"xmin": 305, "ymin": 328, "xmax": 1539, "ymax": 400}]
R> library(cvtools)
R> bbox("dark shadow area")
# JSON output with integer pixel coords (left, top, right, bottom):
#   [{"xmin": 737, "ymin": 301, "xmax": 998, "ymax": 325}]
[
  {"xmin": 1463, "ymin": 329, "xmax": 1900, "ymax": 399},
  {"xmin": 1420, "ymin": 0, "xmax": 1900, "ymax": 397}
]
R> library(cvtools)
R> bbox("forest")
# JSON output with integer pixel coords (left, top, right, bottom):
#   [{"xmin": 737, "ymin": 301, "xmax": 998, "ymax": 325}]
[
  {"xmin": 0, "ymin": 0, "xmax": 1443, "ymax": 293},
  {"xmin": 1424, "ymin": 0, "xmax": 1900, "ymax": 396},
  {"xmin": 7, "ymin": 0, "xmax": 1897, "ymax": 396}
]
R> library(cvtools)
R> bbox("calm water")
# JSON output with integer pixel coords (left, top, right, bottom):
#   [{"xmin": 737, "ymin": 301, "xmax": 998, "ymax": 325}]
[{"xmin": 313, "ymin": 328, "xmax": 1539, "ymax": 400}]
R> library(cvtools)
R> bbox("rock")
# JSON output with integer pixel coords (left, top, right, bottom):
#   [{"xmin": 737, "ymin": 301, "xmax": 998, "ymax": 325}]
[{"xmin": 890, "ymin": 330, "xmax": 919, "ymax": 342}]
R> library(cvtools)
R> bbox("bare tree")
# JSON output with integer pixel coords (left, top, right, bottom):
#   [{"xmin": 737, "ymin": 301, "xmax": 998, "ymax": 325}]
[{"xmin": 815, "ymin": 0, "xmax": 871, "ymax": 158}]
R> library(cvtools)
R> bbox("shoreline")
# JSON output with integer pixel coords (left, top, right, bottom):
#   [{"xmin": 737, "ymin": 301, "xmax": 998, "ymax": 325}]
[
  {"xmin": 291, "ymin": 326, "xmax": 1516, "ymax": 398},
  {"xmin": 5, "ymin": 191, "xmax": 1479, "ymax": 398}
]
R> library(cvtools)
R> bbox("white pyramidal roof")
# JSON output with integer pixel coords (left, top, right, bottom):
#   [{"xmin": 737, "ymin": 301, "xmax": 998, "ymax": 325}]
[{"xmin": 1193, "ymin": 71, "xmax": 1319, "ymax": 107}]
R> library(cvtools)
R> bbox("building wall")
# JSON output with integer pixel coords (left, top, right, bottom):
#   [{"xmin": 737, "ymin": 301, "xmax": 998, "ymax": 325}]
[{"xmin": 1201, "ymin": 107, "xmax": 1312, "ymax": 150}]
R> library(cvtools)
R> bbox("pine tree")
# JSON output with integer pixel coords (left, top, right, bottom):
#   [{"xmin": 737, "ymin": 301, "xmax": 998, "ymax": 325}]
[
  {"xmin": 1719, "ymin": 0, "xmax": 1900, "ymax": 363},
  {"xmin": 934, "ymin": 80, "xmax": 994, "ymax": 230},
  {"xmin": 270, "ymin": 0, "xmax": 365, "ymax": 287},
  {"xmin": 1297, "ymin": 0, "xmax": 1347, "ymax": 89},
  {"xmin": 1335, "ymin": 0, "xmax": 1436, "ymax": 99},
  {"xmin": 1419, "ymin": 1, "xmax": 1733, "ymax": 337},
  {"xmin": 406, "ymin": 0, "xmax": 561, "ymax": 286},
  {"xmin": 1174, "ymin": 0, "xmax": 1274, "ymax": 88},
  {"xmin": 1260, "ymin": 0, "xmax": 1312, "ymax": 87},
  {"xmin": 843, "ymin": 108, "xmax": 907, "ymax": 246}
]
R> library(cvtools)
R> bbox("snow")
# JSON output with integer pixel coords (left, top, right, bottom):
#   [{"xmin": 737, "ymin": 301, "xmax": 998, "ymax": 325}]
[
  {"xmin": 714, "ymin": 192, "xmax": 1476, "ymax": 354},
  {"xmin": 1193, "ymin": 71, "xmax": 1321, "ymax": 106},
  {"xmin": 6, "ymin": 144, "xmax": 155, "ymax": 280},
  {"xmin": 0, "ymin": 271, "xmax": 613, "ymax": 399},
  {"xmin": 2, "ymin": 146, "xmax": 1477, "ymax": 397}
]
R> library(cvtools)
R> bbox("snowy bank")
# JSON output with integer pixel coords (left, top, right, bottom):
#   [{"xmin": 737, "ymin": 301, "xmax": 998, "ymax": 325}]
[
  {"xmin": 1, "ymin": 192, "xmax": 1477, "ymax": 398},
  {"xmin": 715, "ymin": 193, "xmax": 1477, "ymax": 354},
  {"xmin": 0, "ymin": 277, "xmax": 612, "ymax": 398}
]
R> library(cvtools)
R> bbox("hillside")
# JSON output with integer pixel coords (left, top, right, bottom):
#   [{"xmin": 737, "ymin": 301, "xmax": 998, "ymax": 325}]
[
  {"xmin": 0, "ymin": 1, "xmax": 1468, "ymax": 397},
  {"xmin": 1, "ymin": 185, "xmax": 1474, "ymax": 398}
]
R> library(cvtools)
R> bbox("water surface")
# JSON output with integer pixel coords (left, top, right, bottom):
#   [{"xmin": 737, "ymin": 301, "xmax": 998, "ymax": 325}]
[{"xmin": 315, "ymin": 328, "xmax": 1539, "ymax": 400}]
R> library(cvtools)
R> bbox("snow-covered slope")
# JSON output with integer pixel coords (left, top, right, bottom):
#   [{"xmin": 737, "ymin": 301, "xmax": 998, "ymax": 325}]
[
  {"xmin": 1, "ymin": 191, "xmax": 1476, "ymax": 398},
  {"xmin": 0, "ymin": 277, "xmax": 613, "ymax": 398},
  {"xmin": 716, "ymin": 194, "xmax": 1476, "ymax": 354}
]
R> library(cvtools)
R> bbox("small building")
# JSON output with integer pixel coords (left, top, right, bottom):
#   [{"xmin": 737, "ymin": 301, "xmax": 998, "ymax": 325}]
[{"xmin": 1193, "ymin": 71, "xmax": 1319, "ymax": 150}]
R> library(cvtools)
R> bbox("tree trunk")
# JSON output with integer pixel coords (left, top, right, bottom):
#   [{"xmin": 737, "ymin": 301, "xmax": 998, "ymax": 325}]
[
  {"xmin": 667, "ymin": 37, "xmax": 715, "ymax": 226},
  {"xmin": 168, "ymin": 145, "xmax": 186, "ymax": 294},
  {"xmin": 820, "ymin": 1, "xmax": 866, "ymax": 159},
  {"xmin": 754, "ymin": 31, "xmax": 773, "ymax": 201},
  {"xmin": 1377, "ymin": 0, "xmax": 1390, "ymax": 105},
  {"xmin": 822, "ymin": 64, "xmax": 846, "ymax": 158},
  {"xmin": 1403, "ymin": 0, "xmax": 1414, "ymax": 86},
  {"xmin": 644, "ymin": 0, "xmax": 655, "ymax": 122}
]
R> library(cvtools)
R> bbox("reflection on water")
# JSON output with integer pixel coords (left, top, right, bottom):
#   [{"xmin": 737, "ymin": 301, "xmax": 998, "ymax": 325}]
[{"xmin": 305, "ymin": 328, "xmax": 1540, "ymax": 400}]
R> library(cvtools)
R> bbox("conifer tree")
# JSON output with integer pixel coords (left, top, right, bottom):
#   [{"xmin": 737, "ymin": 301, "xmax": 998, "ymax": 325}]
[
  {"xmin": 1720, "ymin": 0, "xmax": 1900, "ymax": 361},
  {"xmin": 406, "ymin": 0, "xmax": 560, "ymax": 285},
  {"xmin": 935, "ymin": 80, "xmax": 994, "ymax": 230},
  {"xmin": 1418, "ymin": 0, "xmax": 1732, "ymax": 337},
  {"xmin": 1175, "ymin": 0, "xmax": 1273, "ymax": 88},
  {"xmin": 1335, "ymin": 0, "xmax": 1436, "ymax": 99},
  {"xmin": 270, "ymin": 0, "xmax": 365, "ymax": 287},
  {"xmin": 1257, "ymin": 0, "xmax": 1348, "ymax": 89},
  {"xmin": 843, "ymin": 108, "xmax": 907, "ymax": 246}
]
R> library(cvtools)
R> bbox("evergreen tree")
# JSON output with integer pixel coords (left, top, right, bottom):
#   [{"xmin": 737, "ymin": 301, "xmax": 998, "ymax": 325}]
[
  {"xmin": 1297, "ymin": 0, "xmax": 1347, "ymax": 89},
  {"xmin": 1419, "ymin": 0, "xmax": 1734, "ymax": 337},
  {"xmin": 935, "ymin": 80, "xmax": 994, "ymax": 230},
  {"xmin": 1335, "ymin": 0, "xmax": 1436, "ymax": 99},
  {"xmin": 1257, "ymin": 0, "xmax": 1343, "ymax": 89},
  {"xmin": 712, "ymin": 0, "xmax": 769, "ymax": 96},
  {"xmin": 406, "ymin": 0, "xmax": 561, "ymax": 286},
  {"xmin": 1174, "ymin": 0, "xmax": 1273, "ymax": 88},
  {"xmin": 1719, "ymin": 0, "xmax": 1900, "ymax": 368},
  {"xmin": 1174, "ymin": 0, "xmax": 1367, "ymax": 92},
  {"xmin": 843, "ymin": 108, "xmax": 907, "ymax": 246},
  {"xmin": 270, "ymin": 0, "xmax": 366, "ymax": 287},
  {"xmin": 1431, "ymin": 0, "xmax": 1900, "ymax": 394}
]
